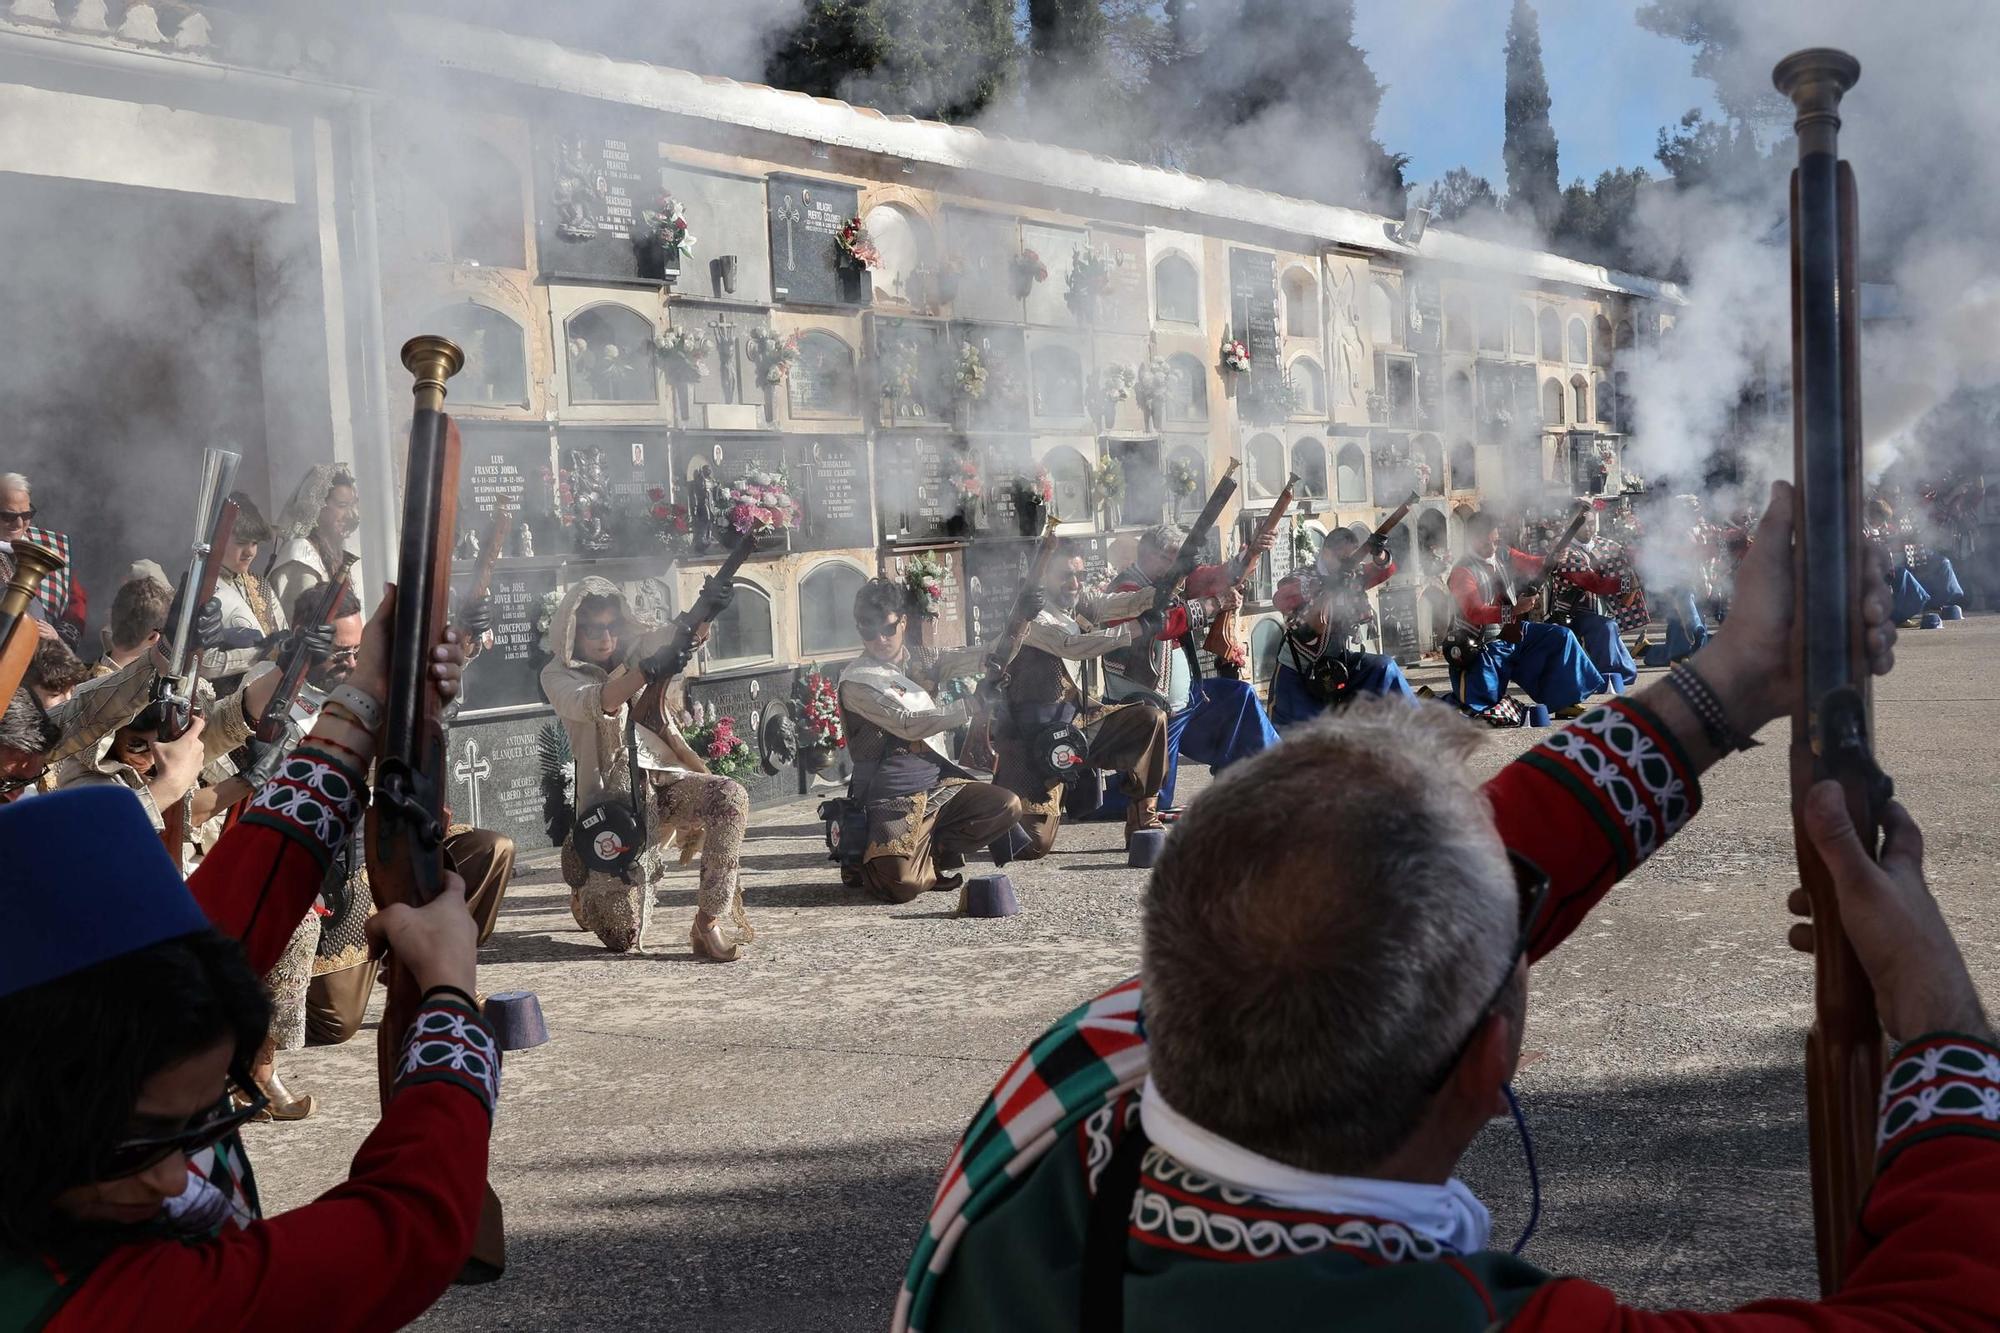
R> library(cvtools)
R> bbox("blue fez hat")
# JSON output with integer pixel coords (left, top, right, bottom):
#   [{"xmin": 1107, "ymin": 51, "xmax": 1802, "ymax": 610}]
[{"xmin": 0, "ymin": 787, "xmax": 211, "ymax": 999}]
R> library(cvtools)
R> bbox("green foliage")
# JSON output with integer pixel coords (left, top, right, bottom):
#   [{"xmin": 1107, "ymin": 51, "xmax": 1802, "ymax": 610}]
[
  {"xmin": 764, "ymin": 0, "xmax": 1018, "ymax": 122},
  {"xmin": 1633, "ymin": 0, "xmax": 1792, "ymax": 128},
  {"xmin": 1028, "ymin": 0, "xmax": 1108, "ymax": 94},
  {"xmin": 1425, "ymin": 167, "xmax": 1501, "ymax": 225},
  {"xmin": 1654, "ymin": 109, "xmax": 1773, "ymax": 195},
  {"xmin": 1502, "ymin": 0, "xmax": 1561, "ymax": 231},
  {"xmin": 1551, "ymin": 166, "xmax": 1653, "ymax": 275}
]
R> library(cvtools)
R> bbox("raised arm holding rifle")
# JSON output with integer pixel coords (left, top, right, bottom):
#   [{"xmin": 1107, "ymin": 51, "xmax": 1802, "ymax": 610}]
[
  {"xmin": 989, "ymin": 531, "xmax": 1174, "ymax": 857},
  {"xmin": 1102, "ymin": 463, "xmax": 1281, "ymax": 786},
  {"xmin": 540, "ymin": 527, "xmax": 757, "ymax": 960},
  {"xmin": 1442, "ymin": 507, "xmax": 1609, "ymax": 726},
  {"xmin": 1201, "ymin": 473, "xmax": 1298, "ymax": 679},
  {"xmin": 1270, "ymin": 497, "xmax": 1420, "ymax": 725}
]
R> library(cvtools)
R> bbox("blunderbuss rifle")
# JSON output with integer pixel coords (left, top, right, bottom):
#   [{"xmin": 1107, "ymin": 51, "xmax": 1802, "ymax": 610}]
[
  {"xmin": 1147, "ymin": 460, "xmax": 1242, "ymax": 687},
  {"xmin": 961, "ymin": 511, "xmax": 1064, "ymax": 771},
  {"xmin": 1777, "ymin": 47, "xmax": 1887, "ymax": 1296},
  {"xmin": 1494, "ymin": 502, "xmax": 1591, "ymax": 645},
  {"xmin": 0, "ymin": 539, "xmax": 66, "ymax": 708},
  {"xmin": 157, "ymin": 449, "xmax": 242, "ymax": 869},
  {"xmin": 363, "ymin": 334, "xmax": 509, "ymax": 1283},
  {"xmin": 1296, "ymin": 491, "xmax": 1418, "ymax": 690},
  {"xmin": 241, "ymin": 551, "xmax": 360, "ymax": 791},
  {"xmin": 1202, "ymin": 472, "xmax": 1299, "ymax": 674},
  {"xmin": 631, "ymin": 526, "xmax": 761, "ymax": 734}
]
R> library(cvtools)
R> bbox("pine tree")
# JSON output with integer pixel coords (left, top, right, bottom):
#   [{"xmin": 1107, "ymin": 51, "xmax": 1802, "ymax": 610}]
[
  {"xmin": 764, "ymin": 0, "xmax": 1017, "ymax": 123},
  {"xmin": 1502, "ymin": 0, "xmax": 1562, "ymax": 231},
  {"xmin": 1027, "ymin": 0, "xmax": 1108, "ymax": 96}
]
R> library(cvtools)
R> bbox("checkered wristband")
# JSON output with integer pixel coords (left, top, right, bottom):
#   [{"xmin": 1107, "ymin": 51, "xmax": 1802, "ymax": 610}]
[{"xmin": 1666, "ymin": 661, "xmax": 1760, "ymax": 752}]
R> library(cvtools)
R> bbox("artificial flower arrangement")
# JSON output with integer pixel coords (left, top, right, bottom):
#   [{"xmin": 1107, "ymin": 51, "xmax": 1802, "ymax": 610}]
[
  {"xmin": 641, "ymin": 193, "xmax": 695, "ymax": 256},
  {"xmin": 746, "ymin": 327, "xmax": 800, "ymax": 385},
  {"xmin": 541, "ymin": 463, "xmax": 576, "ymax": 528},
  {"xmin": 796, "ymin": 669, "xmax": 845, "ymax": 751},
  {"xmin": 1219, "ymin": 327, "xmax": 1252, "ymax": 374},
  {"xmin": 1099, "ymin": 363, "xmax": 1136, "ymax": 402},
  {"xmin": 656, "ymin": 326, "xmax": 713, "ymax": 383},
  {"xmin": 1135, "ymin": 356, "xmax": 1171, "ymax": 414},
  {"xmin": 1011, "ymin": 247, "xmax": 1049, "ymax": 292},
  {"xmin": 724, "ymin": 470, "xmax": 802, "ymax": 535},
  {"xmin": 952, "ymin": 456, "xmax": 983, "ymax": 502},
  {"xmin": 953, "ymin": 341, "xmax": 988, "ymax": 401},
  {"xmin": 1011, "ymin": 467, "xmax": 1055, "ymax": 515},
  {"xmin": 645, "ymin": 486, "xmax": 692, "ymax": 552},
  {"xmin": 680, "ymin": 702, "xmax": 755, "ymax": 779},
  {"xmin": 1167, "ymin": 458, "xmax": 1198, "ymax": 499},
  {"xmin": 1065, "ymin": 247, "xmax": 1118, "ymax": 316},
  {"xmin": 903, "ymin": 551, "xmax": 949, "ymax": 616},
  {"xmin": 835, "ymin": 216, "xmax": 880, "ymax": 269},
  {"xmin": 1093, "ymin": 453, "xmax": 1126, "ymax": 507}
]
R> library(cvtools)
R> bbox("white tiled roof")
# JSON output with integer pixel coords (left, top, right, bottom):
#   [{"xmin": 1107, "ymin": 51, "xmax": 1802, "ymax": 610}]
[{"xmin": 400, "ymin": 14, "xmax": 1686, "ymax": 306}]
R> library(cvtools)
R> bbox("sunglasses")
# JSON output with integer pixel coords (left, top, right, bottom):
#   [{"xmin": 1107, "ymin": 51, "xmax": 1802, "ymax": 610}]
[
  {"xmin": 857, "ymin": 619, "xmax": 903, "ymax": 641},
  {"xmin": 321, "ymin": 647, "xmax": 359, "ymax": 665},
  {"xmin": 0, "ymin": 767, "xmax": 47, "ymax": 797},
  {"xmin": 93, "ymin": 1069, "xmax": 267, "ymax": 1182},
  {"xmin": 1423, "ymin": 852, "xmax": 1551, "ymax": 1095},
  {"xmin": 577, "ymin": 620, "xmax": 624, "ymax": 641},
  {"xmin": 0, "ymin": 508, "xmax": 34, "ymax": 524}
]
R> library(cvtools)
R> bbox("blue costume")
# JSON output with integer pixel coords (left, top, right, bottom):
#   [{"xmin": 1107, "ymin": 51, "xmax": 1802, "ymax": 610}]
[
  {"xmin": 1446, "ymin": 551, "xmax": 1606, "ymax": 713},
  {"xmin": 1549, "ymin": 540, "xmax": 1639, "ymax": 693},
  {"xmin": 1267, "ymin": 556, "xmax": 1416, "ymax": 727}
]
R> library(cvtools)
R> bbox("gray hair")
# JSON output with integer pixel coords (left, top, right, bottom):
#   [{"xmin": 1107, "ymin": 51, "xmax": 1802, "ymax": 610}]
[
  {"xmin": 1138, "ymin": 522, "xmax": 1186, "ymax": 557},
  {"xmin": 0, "ymin": 473, "xmax": 28, "ymax": 496},
  {"xmin": 1141, "ymin": 697, "xmax": 1516, "ymax": 1174}
]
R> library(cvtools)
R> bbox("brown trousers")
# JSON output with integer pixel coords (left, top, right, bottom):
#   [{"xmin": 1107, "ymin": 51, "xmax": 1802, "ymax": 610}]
[
  {"xmin": 860, "ymin": 782, "xmax": 1022, "ymax": 905},
  {"xmin": 305, "ymin": 827, "xmax": 516, "ymax": 1046},
  {"xmin": 994, "ymin": 701, "xmax": 1168, "ymax": 859}
]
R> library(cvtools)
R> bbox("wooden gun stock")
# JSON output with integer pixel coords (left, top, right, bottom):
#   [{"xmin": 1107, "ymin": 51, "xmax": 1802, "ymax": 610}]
[
  {"xmin": 1204, "ymin": 473, "xmax": 1299, "ymax": 669},
  {"xmin": 255, "ymin": 553, "xmax": 360, "ymax": 748}
]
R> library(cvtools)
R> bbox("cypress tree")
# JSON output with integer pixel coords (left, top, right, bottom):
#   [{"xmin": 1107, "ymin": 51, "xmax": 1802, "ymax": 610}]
[
  {"xmin": 1028, "ymin": 0, "xmax": 1109, "ymax": 96},
  {"xmin": 1502, "ymin": 0, "xmax": 1562, "ymax": 231},
  {"xmin": 765, "ymin": 0, "xmax": 1017, "ymax": 123}
]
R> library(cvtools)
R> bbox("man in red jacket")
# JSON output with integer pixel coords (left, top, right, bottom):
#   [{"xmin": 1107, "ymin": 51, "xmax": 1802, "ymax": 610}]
[{"xmin": 894, "ymin": 481, "xmax": 1989, "ymax": 1333}]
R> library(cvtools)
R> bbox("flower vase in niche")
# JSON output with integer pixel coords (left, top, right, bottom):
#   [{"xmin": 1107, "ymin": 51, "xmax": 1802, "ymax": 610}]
[
  {"xmin": 835, "ymin": 217, "xmax": 879, "ymax": 303},
  {"xmin": 746, "ymin": 328, "xmax": 799, "ymax": 425},
  {"xmin": 636, "ymin": 193, "xmax": 695, "ymax": 286},
  {"xmin": 1009, "ymin": 248, "xmax": 1048, "ymax": 302},
  {"xmin": 1013, "ymin": 470, "xmax": 1054, "ymax": 538},
  {"xmin": 903, "ymin": 551, "xmax": 948, "ymax": 648},
  {"xmin": 656, "ymin": 326, "xmax": 712, "ymax": 422},
  {"xmin": 947, "ymin": 456, "xmax": 983, "ymax": 538},
  {"xmin": 566, "ymin": 447, "xmax": 616, "ymax": 555}
]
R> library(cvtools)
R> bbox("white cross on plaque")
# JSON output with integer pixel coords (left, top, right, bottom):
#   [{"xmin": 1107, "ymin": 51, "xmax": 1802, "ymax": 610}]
[
  {"xmin": 776, "ymin": 196, "xmax": 803, "ymax": 272},
  {"xmin": 453, "ymin": 738, "xmax": 492, "ymax": 829}
]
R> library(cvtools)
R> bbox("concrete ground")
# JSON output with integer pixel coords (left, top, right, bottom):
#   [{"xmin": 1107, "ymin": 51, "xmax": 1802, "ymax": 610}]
[{"xmin": 250, "ymin": 616, "xmax": 2000, "ymax": 1331}]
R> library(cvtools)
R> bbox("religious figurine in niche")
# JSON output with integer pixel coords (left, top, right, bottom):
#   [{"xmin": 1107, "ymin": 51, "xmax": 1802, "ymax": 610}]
[
  {"xmin": 1333, "ymin": 268, "xmax": 1366, "ymax": 410},
  {"xmin": 552, "ymin": 134, "xmax": 605, "ymax": 241},
  {"xmin": 567, "ymin": 446, "xmax": 616, "ymax": 554},
  {"xmin": 687, "ymin": 462, "xmax": 719, "ymax": 552},
  {"xmin": 711, "ymin": 316, "xmax": 743, "ymax": 404},
  {"xmin": 513, "ymin": 519, "xmax": 535, "ymax": 559},
  {"xmin": 454, "ymin": 527, "xmax": 481, "ymax": 562}
]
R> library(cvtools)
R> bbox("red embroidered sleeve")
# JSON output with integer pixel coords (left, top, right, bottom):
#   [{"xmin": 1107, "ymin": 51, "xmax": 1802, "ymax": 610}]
[
  {"xmin": 1507, "ymin": 548, "xmax": 1547, "ymax": 578},
  {"xmin": 1448, "ymin": 567, "xmax": 1503, "ymax": 626},
  {"xmin": 187, "ymin": 744, "xmax": 367, "ymax": 976},
  {"xmin": 1108, "ymin": 578, "xmax": 1189, "ymax": 640},
  {"xmin": 1273, "ymin": 577, "xmax": 1307, "ymax": 617},
  {"xmin": 1362, "ymin": 560, "xmax": 1396, "ymax": 591},
  {"xmin": 1557, "ymin": 565, "xmax": 1624, "ymax": 596},
  {"xmin": 1512, "ymin": 1033, "xmax": 2000, "ymax": 1332},
  {"xmin": 1182, "ymin": 563, "xmax": 1233, "ymax": 599},
  {"xmin": 52, "ymin": 997, "xmax": 500, "ymax": 1333},
  {"xmin": 1484, "ymin": 697, "xmax": 1701, "ymax": 963}
]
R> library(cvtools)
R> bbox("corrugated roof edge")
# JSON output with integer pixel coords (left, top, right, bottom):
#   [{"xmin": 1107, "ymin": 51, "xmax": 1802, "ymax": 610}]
[{"xmin": 404, "ymin": 14, "xmax": 1685, "ymax": 305}]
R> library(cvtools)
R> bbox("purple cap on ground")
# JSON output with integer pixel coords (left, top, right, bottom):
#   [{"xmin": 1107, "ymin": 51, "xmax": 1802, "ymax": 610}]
[
  {"xmin": 481, "ymin": 991, "xmax": 550, "ymax": 1051},
  {"xmin": 1127, "ymin": 828, "xmax": 1167, "ymax": 869},
  {"xmin": 958, "ymin": 874, "xmax": 1020, "ymax": 919}
]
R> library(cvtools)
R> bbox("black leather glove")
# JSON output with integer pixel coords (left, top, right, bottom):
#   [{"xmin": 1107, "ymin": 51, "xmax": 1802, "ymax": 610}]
[
  {"xmin": 642, "ymin": 635, "xmax": 694, "ymax": 683},
  {"xmin": 217, "ymin": 626, "xmax": 266, "ymax": 650},
  {"xmin": 693, "ymin": 575, "xmax": 735, "ymax": 622},
  {"xmin": 1134, "ymin": 608, "xmax": 1167, "ymax": 640},
  {"xmin": 463, "ymin": 594, "xmax": 495, "ymax": 640},
  {"xmin": 288, "ymin": 621, "xmax": 337, "ymax": 661},
  {"xmin": 165, "ymin": 585, "xmax": 226, "ymax": 651},
  {"xmin": 1017, "ymin": 588, "xmax": 1047, "ymax": 619}
]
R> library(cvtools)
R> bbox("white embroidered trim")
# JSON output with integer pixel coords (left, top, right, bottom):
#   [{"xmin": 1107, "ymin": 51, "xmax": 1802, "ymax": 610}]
[
  {"xmin": 1133, "ymin": 1150, "xmax": 1443, "ymax": 1263},
  {"xmin": 246, "ymin": 756, "xmax": 364, "ymax": 853},
  {"xmin": 397, "ymin": 1006, "xmax": 502, "ymax": 1110}
]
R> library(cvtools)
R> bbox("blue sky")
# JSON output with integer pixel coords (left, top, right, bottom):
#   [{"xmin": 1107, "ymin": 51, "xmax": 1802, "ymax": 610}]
[{"xmin": 1354, "ymin": 0, "xmax": 1721, "ymax": 189}]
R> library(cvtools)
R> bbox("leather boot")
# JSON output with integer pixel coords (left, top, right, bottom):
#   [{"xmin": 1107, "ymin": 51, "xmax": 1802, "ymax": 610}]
[
  {"xmin": 1124, "ymin": 796, "xmax": 1165, "ymax": 845},
  {"xmin": 690, "ymin": 917, "xmax": 741, "ymax": 962}
]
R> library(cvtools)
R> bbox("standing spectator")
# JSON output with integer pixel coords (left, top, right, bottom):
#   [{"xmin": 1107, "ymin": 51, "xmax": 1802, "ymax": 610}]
[
  {"xmin": 266, "ymin": 465, "xmax": 361, "ymax": 616},
  {"xmin": 93, "ymin": 565, "xmax": 174, "ymax": 680},
  {"xmin": 0, "ymin": 471, "xmax": 86, "ymax": 644}
]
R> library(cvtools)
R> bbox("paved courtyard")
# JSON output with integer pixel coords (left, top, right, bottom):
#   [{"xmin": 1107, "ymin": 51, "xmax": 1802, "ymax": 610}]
[{"xmin": 251, "ymin": 617, "xmax": 2000, "ymax": 1331}]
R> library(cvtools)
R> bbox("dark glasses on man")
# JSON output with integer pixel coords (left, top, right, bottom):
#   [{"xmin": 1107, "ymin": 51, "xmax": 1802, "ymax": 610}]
[
  {"xmin": 857, "ymin": 618, "xmax": 903, "ymax": 641},
  {"xmin": 0, "ymin": 508, "xmax": 34, "ymax": 524},
  {"xmin": 0, "ymin": 767, "xmax": 46, "ymax": 797},
  {"xmin": 1423, "ymin": 853, "xmax": 1551, "ymax": 1094},
  {"xmin": 93, "ymin": 1069, "xmax": 267, "ymax": 1182}
]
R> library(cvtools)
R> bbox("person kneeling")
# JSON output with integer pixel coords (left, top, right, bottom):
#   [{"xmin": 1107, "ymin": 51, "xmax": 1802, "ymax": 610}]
[
  {"xmin": 1269, "ymin": 527, "xmax": 1414, "ymax": 726},
  {"xmin": 1445, "ymin": 511, "xmax": 1606, "ymax": 724},
  {"xmin": 541, "ymin": 578, "xmax": 752, "ymax": 960},
  {"xmin": 838, "ymin": 578, "xmax": 1024, "ymax": 904},
  {"xmin": 993, "ymin": 552, "xmax": 1170, "ymax": 856}
]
